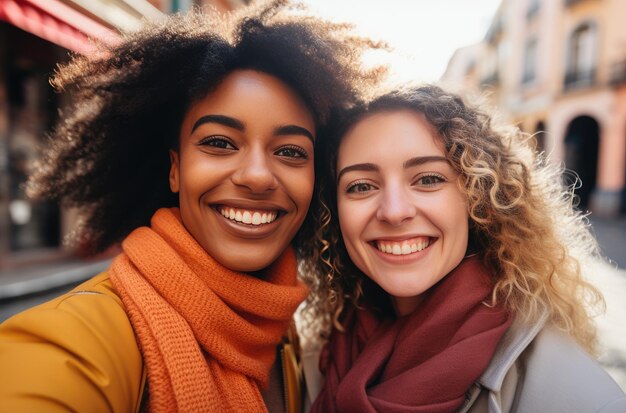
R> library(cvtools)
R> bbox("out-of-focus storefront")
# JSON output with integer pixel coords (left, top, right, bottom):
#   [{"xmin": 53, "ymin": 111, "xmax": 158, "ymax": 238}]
[{"xmin": 0, "ymin": 0, "xmax": 158, "ymax": 273}]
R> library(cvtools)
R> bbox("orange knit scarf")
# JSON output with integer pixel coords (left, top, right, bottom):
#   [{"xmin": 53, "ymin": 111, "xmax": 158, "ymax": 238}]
[{"xmin": 109, "ymin": 208, "xmax": 308, "ymax": 413}]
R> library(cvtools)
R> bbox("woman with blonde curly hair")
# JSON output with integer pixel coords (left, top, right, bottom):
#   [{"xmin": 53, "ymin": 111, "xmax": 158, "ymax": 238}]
[
  {"xmin": 0, "ymin": 1, "xmax": 384, "ymax": 412},
  {"xmin": 300, "ymin": 85, "xmax": 626, "ymax": 412}
]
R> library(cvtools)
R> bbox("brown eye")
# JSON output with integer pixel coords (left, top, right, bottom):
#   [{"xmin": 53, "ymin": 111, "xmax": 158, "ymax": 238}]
[
  {"xmin": 199, "ymin": 136, "xmax": 236, "ymax": 150},
  {"xmin": 347, "ymin": 182, "xmax": 375, "ymax": 193},
  {"xmin": 415, "ymin": 174, "xmax": 445, "ymax": 187},
  {"xmin": 275, "ymin": 145, "xmax": 308, "ymax": 159}
]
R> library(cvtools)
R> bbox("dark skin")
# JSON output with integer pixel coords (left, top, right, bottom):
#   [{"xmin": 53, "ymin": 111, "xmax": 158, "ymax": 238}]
[{"xmin": 169, "ymin": 70, "xmax": 316, "ymax": 272}]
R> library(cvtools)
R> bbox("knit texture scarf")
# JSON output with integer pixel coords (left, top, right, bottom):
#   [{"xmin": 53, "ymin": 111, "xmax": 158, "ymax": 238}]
[
  {"xmin": 311, "ymin": 256, "xmax": 512, "ymax": 413},
  {"xmin": 109, "ymin": 208, "xmax": 308, "ymax": 413}
]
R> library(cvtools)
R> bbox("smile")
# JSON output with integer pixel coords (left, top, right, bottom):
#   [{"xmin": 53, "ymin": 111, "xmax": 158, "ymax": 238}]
[
  {"xmin": 374, "ymin": 237, "xmax": 432, "ymax": 256},
  {"xmin": 217, "ymin": 206, "xmax": 279, "ymax": 226}
]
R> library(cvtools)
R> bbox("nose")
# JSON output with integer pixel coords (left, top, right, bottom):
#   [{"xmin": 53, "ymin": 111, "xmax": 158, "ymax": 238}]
[
  {"xmin": 231, "ymin": 146, "xmax": 278, "ymax": 193},
  {"xmin": 376, "ymin": 184, "xmax": 417, "ymax": 226}
]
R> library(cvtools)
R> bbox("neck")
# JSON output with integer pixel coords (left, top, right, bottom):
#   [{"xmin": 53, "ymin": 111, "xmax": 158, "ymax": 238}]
[{"xmin": 391, "ymin": 295, "xmax": 423, "ymax": 317}]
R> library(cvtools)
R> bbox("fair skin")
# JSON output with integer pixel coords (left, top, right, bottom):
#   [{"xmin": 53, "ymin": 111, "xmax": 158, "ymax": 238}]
[
  {"xmin": 336, "ymin": 109, "xmax": 469, "ymax": 316},
  {"xmin": 169, "ymin": 69, "xmax": 315, "ymax": 272}
]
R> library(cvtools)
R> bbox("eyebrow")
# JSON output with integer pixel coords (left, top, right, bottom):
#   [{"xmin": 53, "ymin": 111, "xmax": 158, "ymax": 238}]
[
  {"xmin": 191, "ymin": 115, "xmax": 244, "ymax": 133},
  {"xmin": 403, "ymin": 156, "xmax": 450, "ymax": 168},
  {"xmin": 337, "ymin": 156, "xmax": 450, "ymax": 182},
  {"xmin": 274, "ymin": 125, "xmax": 315, "ymax": 143},
  {"xmin": 337, "ymin": 163, "xmax": 379, "ymax": 182},
  {"xmin": 191, "ymin": 115, "xmax": 314, "ymax": 143}
]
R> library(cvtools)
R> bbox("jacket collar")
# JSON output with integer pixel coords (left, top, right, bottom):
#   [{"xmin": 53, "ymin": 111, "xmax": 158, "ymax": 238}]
[{"xmin": 478, "ymin": 312, "xmax": 548, "ymax": 391}]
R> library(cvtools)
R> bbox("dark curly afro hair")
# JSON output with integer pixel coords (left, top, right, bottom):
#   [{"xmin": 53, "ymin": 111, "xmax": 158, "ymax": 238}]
[{"xmin": 27, "ymin": 0, "xmax": 385, "ymax": 254}]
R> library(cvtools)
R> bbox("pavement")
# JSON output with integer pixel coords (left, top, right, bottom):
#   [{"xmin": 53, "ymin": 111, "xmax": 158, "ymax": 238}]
[
  {"xmin": 586, "ymin": 260, "xmax": 626, "ymax": 391},
  {"xmin": 0, "ymin": 258, "xmax": 111, "ymax": 300},
  {"xmin": 590, "ymin": 216, "xmax": 626, "ymax": 268},
  {"xmin": 0, "ymin": 217, "xmax": 624, "ymax": 391}
]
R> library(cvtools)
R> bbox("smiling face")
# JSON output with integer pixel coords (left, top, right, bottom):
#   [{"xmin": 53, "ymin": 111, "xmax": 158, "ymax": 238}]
[
  {"xmin": 170, "ymin": 70, "xmax": 315, "ymax": 272},
  {"xmin": 336, "ymin": 109, "xmax": 469, "ymax": 315}
]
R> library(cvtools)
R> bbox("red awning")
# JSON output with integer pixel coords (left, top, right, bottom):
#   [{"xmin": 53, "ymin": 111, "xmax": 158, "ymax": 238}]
[{"xmin": 0, "ymin": 0, "xmax": 119, "ymax": 54}]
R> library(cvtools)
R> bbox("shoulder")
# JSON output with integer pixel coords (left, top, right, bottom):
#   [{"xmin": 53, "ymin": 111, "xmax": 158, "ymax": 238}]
[
  {"xmin": 514, "ymin": 327, "xmax": 626, "ymax": 412},
  {"xmin": 470, "ymin": 320, "xmax": 626, "ymax": 413},
  {"xmin": 520, "ymin": 327, "xmax": 626, "ymax": 412},
  {"xmin": 0, "ymin": 272, "xmax": 133, "ymax": 351},
  {"xmin": 0, "ymin": 272, "xmax": 144, "ymax": 413}
]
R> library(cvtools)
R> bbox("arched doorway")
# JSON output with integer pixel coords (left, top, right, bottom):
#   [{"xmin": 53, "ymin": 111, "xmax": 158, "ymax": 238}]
[
  {"xmin": 564, "ymin": 115, "xmax": 599, "ymax": 209},
  {"xmin": 534, "ymin": 121, "xmax": 546, "ymax": 153}
]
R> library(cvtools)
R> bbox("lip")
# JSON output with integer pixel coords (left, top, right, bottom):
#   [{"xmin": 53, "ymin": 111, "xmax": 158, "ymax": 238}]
[
  {"xmin": 212, "ymin": 199, "xmax": 288, "ymax": 212},
  {"xmin": 366, "ymin": 233, "xmax": 434, "ymax": 242}
]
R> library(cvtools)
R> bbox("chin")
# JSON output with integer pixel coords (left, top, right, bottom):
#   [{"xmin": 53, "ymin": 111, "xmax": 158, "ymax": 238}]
[
  {"xmin": 379, "ymin": 279, "xmax": 429, "ymax": 299},
  {"xmin": 230, "ymin": 253, "xmax": 282, "ymax": 273}
]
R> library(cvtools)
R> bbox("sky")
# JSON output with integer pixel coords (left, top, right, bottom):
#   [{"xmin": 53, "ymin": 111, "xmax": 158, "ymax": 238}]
[{"xmin": 302, "ymin": 0, "xmax": 501, "ymax": 83}]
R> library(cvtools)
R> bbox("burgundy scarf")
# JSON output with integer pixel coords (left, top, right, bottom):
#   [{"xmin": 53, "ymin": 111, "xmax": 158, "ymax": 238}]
[{"xmin": 311, "ymin": 256, "xmax": 512, "ymax": 413}]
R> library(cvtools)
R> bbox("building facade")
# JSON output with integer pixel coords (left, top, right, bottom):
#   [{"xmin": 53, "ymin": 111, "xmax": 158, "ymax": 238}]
[{"xmin": 442, "ymin": 0, "xmax": 626, "ymax": 217}]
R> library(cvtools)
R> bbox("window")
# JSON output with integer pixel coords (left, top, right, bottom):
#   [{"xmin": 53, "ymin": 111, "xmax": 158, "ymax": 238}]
[
  {"xmin": 527, "ymin": 0, "xmax": 540, "ymax": 20},
  {"xmin": 523, "ymin": 38, "xmax": 538, "ymax": 84},
  {"xmin": 564, "ymin": 22, "xmax": 597, "ymax": 89}
]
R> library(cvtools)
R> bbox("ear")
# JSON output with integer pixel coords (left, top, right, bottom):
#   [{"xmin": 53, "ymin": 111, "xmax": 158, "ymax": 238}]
[{"xmin": 169, "ymin": 150, "xmax": 180, "ymax": 193}]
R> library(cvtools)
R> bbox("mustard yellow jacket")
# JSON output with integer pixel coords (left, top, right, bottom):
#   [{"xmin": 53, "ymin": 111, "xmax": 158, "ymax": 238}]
[
  {"xmin": 0, "ymin": 273, "xmax": 146, "ymax": 413},
  {"xmin": 0, "ymin": 272, "xmax": 305, "ymax": 413}
]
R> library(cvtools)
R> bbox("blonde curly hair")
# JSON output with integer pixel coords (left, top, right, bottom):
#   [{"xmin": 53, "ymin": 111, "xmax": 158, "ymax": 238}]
[{"xmin": 298, "ymin": 84, "xmax": 604, "ymax": 353}]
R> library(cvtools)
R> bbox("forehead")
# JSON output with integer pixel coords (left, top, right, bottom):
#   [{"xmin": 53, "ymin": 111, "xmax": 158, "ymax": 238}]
[
  {"xmin": 182, "ymin": 69, "xmax": 315, "ymax": 134},
  {"xmin": 338, "ymin": 109, "xmax": 444, "ymax": 165}
]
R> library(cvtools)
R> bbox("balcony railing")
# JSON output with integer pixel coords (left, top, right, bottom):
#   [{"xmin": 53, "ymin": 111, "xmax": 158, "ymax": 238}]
[
  {"xmin": 563, "ymin": 68, "xmax": 596, "ymax": 90},
  {"xmin": 609, "ymin": 60, "xmax": 626, "ymax": 86}
]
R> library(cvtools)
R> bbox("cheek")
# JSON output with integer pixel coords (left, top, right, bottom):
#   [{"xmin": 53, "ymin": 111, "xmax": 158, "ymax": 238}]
[
  {"xmin": 282, "ymin": 164, "xmax": 315, "ymax": 209},
  {"xmin": 337, "ymin": 199, "xmax": 362, "ymax": 250},
  {"xmin": 441, "ymin": 197, "xmax": 470, "ymax": 256},
  {"xmin": 179, "ymin": 157, "xmax": 223, "ymax": 194},
  {"xmin": 300, "ymin": 167, "xmax": 315, "ymax": 204}
]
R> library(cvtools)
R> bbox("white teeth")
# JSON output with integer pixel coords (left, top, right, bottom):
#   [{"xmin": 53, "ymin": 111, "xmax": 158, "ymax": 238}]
[
  {"xmin": 242, "ymin": 211, "xmax": 252, "ymax": 224},
  {"xmin": 376, "ymin": 239, "xmax": 431, "ymax": 256},
  {"xmin": 218, "ymin": 207, "xmax": 279, "ymax": 226}
]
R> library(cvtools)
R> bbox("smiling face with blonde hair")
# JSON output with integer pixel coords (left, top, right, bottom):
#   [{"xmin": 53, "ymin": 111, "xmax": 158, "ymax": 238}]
[{"xmin": 336, "ymin": 109, "xmax": 468, "ymax": 316}]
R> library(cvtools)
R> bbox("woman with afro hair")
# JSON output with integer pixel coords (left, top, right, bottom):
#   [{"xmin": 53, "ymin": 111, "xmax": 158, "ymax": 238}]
[{"xmin": 0, "ymin": 1, "xmax": 383, "ymax": 412}]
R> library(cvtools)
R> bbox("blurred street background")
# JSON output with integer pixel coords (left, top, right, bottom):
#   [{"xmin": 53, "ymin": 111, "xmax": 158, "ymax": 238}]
[{"xmin": 1, "ymin": 0, "xmax": 625, "ymax": 392}]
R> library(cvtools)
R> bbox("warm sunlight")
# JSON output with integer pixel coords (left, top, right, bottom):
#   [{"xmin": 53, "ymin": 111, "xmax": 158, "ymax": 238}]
[{"xmin": 303, "ymin": 0, "xmax": 501, "ymax": 82}]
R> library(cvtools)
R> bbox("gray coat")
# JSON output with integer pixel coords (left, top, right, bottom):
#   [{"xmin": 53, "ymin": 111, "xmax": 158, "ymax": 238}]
[
  {"xmin": 460, "ymin": 314, "xmax": 626, "ymax": 412},
  {"xmin": 303, "ymin": 314, "xmax": 626, "ymax": 412}
]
